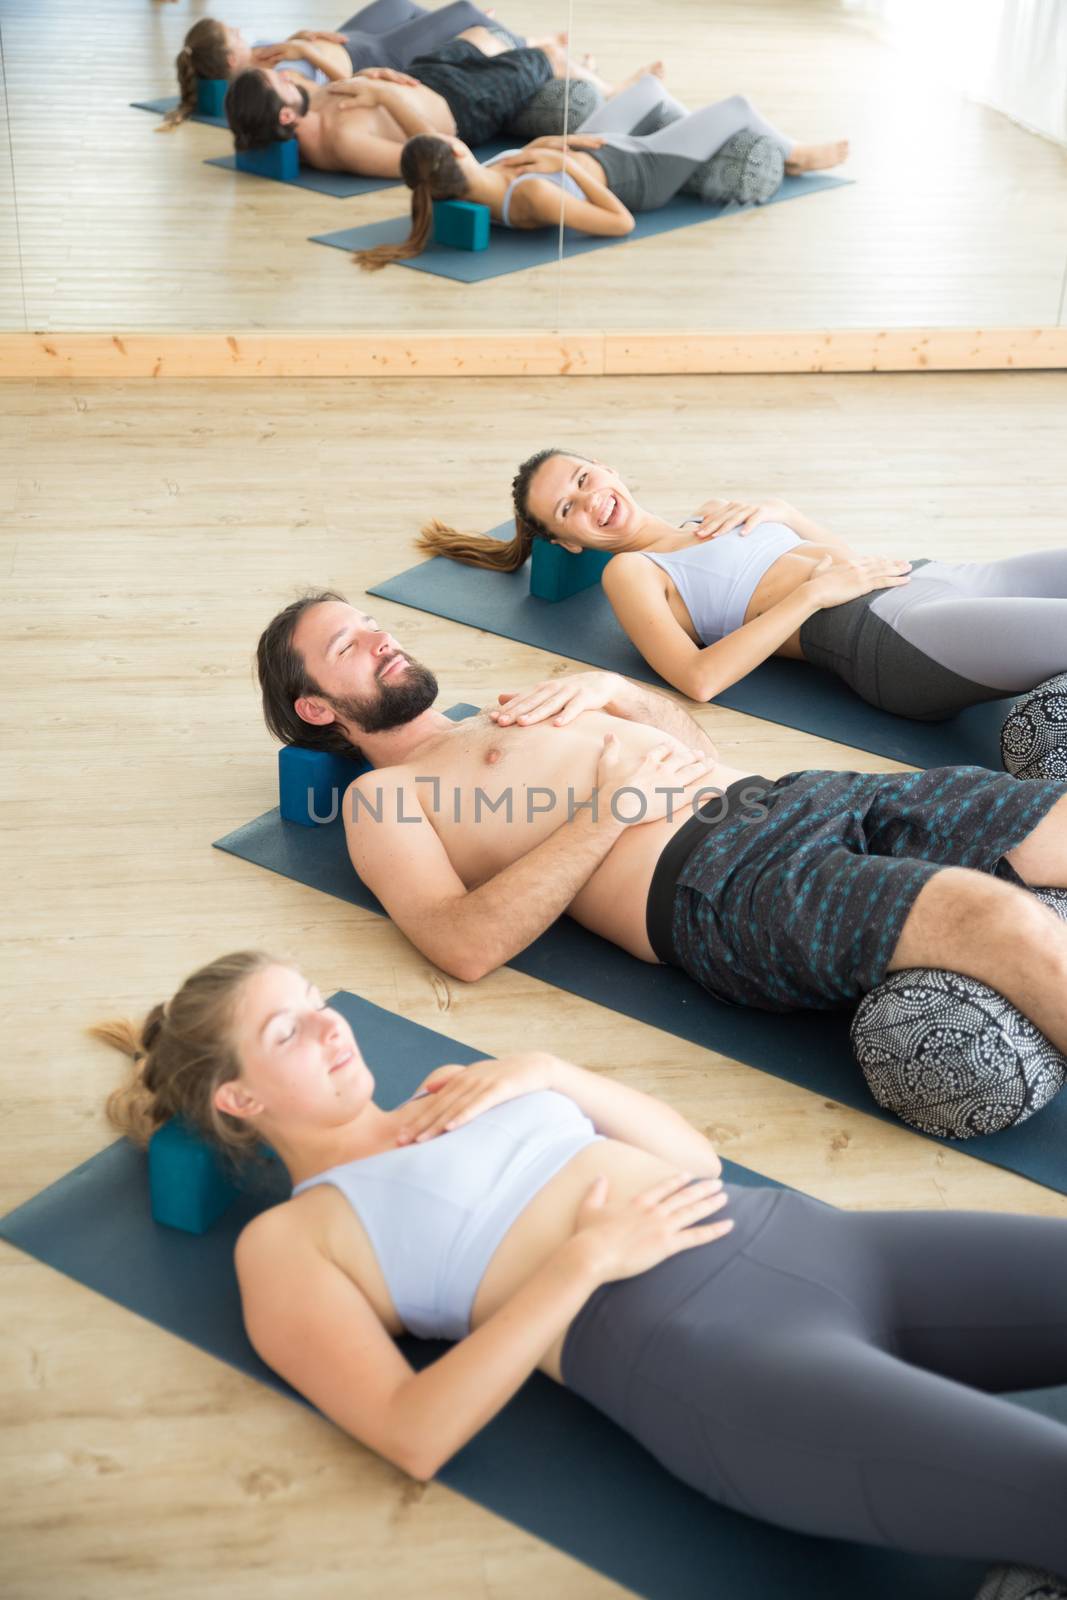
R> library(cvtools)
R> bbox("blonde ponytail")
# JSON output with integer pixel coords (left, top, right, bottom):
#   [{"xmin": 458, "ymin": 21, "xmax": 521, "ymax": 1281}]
[{"xmin": 91, "ymin": 952, "xmax": 278, "ymax": 1157}]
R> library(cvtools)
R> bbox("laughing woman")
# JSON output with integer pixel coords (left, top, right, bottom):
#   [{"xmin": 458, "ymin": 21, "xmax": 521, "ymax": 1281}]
[
  {"xmin": 94, "ymin": 950, "xmax": 1067, "ymax": 1598},
  {"xmin": 418, "ymin": 447, "xmax": 1067, "ymax": 724}
]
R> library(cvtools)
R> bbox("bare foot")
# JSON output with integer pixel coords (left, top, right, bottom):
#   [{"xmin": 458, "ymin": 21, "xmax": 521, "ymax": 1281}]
[
  {"xmin": 784, "ymin": 138, "xmax": 849, "ymax": 173},
  {"xmin": 608, "ymin": 60, "xmax": 665, "ymax": 98}
]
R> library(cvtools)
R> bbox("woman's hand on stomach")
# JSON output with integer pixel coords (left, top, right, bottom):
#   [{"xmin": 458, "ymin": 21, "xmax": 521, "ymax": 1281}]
[
  {"xmin": 805, "ymin": 553, "xmax": 912, "ymax": 609},
  {"xmin": 572, "ymin": 1171, "xmax": 733, "ymax": 1282}
]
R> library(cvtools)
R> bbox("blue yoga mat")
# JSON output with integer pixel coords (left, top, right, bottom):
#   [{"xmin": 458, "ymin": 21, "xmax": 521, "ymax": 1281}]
[
  {"xmin": 367, "ymin": 524, "xmax": 1015, "ymax": 770},
  {"xmin": 207, "ymin": 137, "xmax": 513, "ymax": 198},
  {"xmin": 5, "ymin": 988, "xmax": 1056, "ymax": 1599},
  {"xmin": 131, "ymin": 95, "xmax": 228, "ymax": 130},
  {"xmin": 311, "ymin": 172, "xmax": 851, "ymax": 279},
  {"xmin": 211, "ymin": 728, "xmax": 1067, "ymax": 1197}
]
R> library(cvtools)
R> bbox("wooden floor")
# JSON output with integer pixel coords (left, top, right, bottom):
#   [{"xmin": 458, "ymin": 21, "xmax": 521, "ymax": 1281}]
[
  {"xmin": 3, "ymin": 369, "xmax": 1067, "ymax": 1598},
  {"xmin": 1, "ymin": 0, "xmax": 1065, "ymax": 332}
]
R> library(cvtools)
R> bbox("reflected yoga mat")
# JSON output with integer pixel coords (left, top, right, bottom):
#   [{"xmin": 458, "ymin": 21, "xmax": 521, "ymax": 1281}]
[
  {"xmin": 5, "ymin": 989, "xmax": 1058, "ymax": 1600},
  {"xmin": 207, "ymin": 138, "xmax": 513, "ymax": 198},
  {"xmin": 212, "ymin": 723, "xmax": 1067, "ymax": 1196},
  {"xmin": 310, "ymin": 173, "xmax": 852, "ymax": 280},
  {"xmin": 131, "ymin": 95, "xmax": 228, "ymax": 129},
  {"xmin": 367, "ymin": 523, "xmax": 1015, "ymax": 770}
]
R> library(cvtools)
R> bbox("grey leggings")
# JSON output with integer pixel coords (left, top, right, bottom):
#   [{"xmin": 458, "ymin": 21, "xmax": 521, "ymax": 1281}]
[
  {"xmin": 799, "ymin": 551, "xmax": 1067, "ymax": 719},
  {"xmin": 575, "ymin": 75, "xmax": 795, "ymax": 211},
  {"xmin": 872, "ymin": 551, "xmax": 1067, "ymax": 693},
  {"xmin": 562, "ymin": 1183, "xmax": 1067, "ymax": 1572},
  {"xmin": 337, "ymin": 0, "xmax": 499, "ymax": 72}
]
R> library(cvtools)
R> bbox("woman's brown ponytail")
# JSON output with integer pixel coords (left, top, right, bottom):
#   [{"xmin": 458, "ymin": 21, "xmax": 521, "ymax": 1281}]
[
  {"xmin": 159, "ymin": 20, "xmax": 231, "ymax": 131},
  {"xmin": 416, "ymin": 447, "xmax": 582, "ymax": 571},
  {"xmin": 416, "ymin": 516, "xmax": 537, "ymax": 572},
  {"xmin": 356, "ymin": 135, "xmax": 468, "ymax": 270}
]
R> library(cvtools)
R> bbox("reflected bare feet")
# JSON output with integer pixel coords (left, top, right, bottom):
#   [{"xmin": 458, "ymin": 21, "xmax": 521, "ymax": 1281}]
[
  {"xmin": 784, "ymin": 138, "xmax": 849, "ymax": 173},
  {"xmin": 608, "ymin": 59, "xmax": 665, "ymax": 99}
]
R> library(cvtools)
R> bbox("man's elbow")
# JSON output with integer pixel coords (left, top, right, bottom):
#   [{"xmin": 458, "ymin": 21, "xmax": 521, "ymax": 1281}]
[{"xmin": 438, "ymin": 945, "xmax": 499, "ymax": 984}]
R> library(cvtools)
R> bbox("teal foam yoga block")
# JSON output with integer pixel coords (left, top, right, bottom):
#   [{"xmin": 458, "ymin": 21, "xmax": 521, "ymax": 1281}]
[
  {"xmin": 196, "ymin": 78, "xmax": 228, "ymax": 118},
  {"xmin": 278, "ymin": 745, "xmax": 369, "ymax": 828},
  {"xmin": 433, "ymin": 199, "xmax": 490, "ymax": 251},
  {"xmin": 236, "ymin": 140, "xmax": 300, "ymax": 181},
  {"xmin": 149, "ymin": 1119, "xmax": 239, "ymax": 1234},
  {"xmin": 529, "ymin": 540, "xmax": 612, "ymax": 602}
]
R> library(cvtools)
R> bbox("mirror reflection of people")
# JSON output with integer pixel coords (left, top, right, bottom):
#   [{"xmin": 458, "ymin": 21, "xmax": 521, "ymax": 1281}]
[
  {"xmin": 421, "ymin": 447, "xmax": 1067, "ymax": 722},
  {"xmin": 354, "ymin": 73, "xmax": 847, "ymax": 264},
  {"xmin": 162, "ymin": 3, "xmax": 537, "ymax": 129},
  {"xmin": 224, "ymin": 36, "xmax": 610, "ymax": 180},
  {"xmin": 95, "ymin": 952, "xmax": 1067, "ymax": 1599}
]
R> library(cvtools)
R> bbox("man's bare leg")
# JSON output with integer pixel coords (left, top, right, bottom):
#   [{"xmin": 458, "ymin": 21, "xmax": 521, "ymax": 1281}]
[{"xmin": 887, "ymin": 866, "xmax": 1067, "ymax": 1056}]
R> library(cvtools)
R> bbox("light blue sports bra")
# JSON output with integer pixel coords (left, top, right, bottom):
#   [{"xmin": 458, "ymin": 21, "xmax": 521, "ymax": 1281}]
[
  {"xmin": 292, "ymin": 1089, "xmax": 602, "ymax": 1340},
  {"xmin": 643, "ymin": 521, "xmax": 803, "ymax": 642},
  {"xmin": 486, "ymin": 149, "xmax": 585, "ymax": 229},
  {"xmin": 252, "ymin": 40, "xmax": 328, "ymax": 85}
]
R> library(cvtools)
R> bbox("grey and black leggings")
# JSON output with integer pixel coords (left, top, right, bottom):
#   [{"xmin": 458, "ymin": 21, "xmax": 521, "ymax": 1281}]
[
  {"xmin": 799, "ymin": 551, "xmax": 1067, "ymax": 720},
  {"xmin": 562, "ymin": 1182, "xmax": 1067, "ymax": 1572},
  {"xmin": 576, "ymin": 75, "xmax": 795, "ymax": 210},
  {"xmin": 336, "ymin": 0, "xmax": 502, "ymax": 74}
]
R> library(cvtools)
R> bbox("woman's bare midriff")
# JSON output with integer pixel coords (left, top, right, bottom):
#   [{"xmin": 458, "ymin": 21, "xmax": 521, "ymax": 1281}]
[
  {"xmin": 657, "ymin": 538, "xmax": 860, "ymax": 660},
  {"xmin": 297, "ymin": 1134, "xmax": 700, "ymax": 1383}
]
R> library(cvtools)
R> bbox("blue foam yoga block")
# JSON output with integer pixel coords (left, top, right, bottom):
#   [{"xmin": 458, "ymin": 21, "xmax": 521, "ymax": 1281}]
[
  {"xmin": 278, "ymin": 745, "xmax": 369, "ymax": 828},
  {"xmin": 196, "ymin": 78, "xmax": 228, "ymax": 118},
  {"xmin": 149, "ymin": 1119, "xmax": 240, "ymax": 1234},
  {"xmin": 529, "ymin": 540, "xmax": 612, "ymax": 602},
  {"xmin": 433, "ymin": 199, "xmax": 490, "ymax": 251},
  {"xmin": 236, "ymin": 140, "xmax": 300, "ymax": 181}
]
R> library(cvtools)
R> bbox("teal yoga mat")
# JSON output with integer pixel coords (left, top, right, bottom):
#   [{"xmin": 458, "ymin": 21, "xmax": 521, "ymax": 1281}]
[
  {"xmin": 367, "ymin": 524, "xmax": 1015, "ymax": 770},
  {"xmin": 4, "ymin": 988, "xmax": 1052, "ymax": 1599},
  {"xmin": 131, "ymin": 94, "xmax": 228, "ymax": 129},
  {"xmin": 211, "ymin": 730, "xmax": 1067, "ymax": 1197},
  {"xmin": 311, "ymin": 173, "xmax": 852, "ymax": 279}
]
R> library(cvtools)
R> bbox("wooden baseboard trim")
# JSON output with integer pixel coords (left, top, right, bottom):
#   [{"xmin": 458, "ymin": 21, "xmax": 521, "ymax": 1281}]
[{"xmin": 1, "ymin": 327, "xmax": 1064, "ymax": 378}]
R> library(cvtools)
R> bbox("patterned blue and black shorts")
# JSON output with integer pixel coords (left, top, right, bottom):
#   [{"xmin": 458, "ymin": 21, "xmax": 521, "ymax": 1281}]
[{"xmin": 645, "ymin": 767, "xmax": 1064, "ymax": 1013}]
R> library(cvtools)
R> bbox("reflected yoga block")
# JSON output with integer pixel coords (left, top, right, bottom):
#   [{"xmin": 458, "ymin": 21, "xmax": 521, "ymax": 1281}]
[
  {"xmin": 278, "ymin": 745, "xmax": 370, "ymax": 828},
  {"xmin": 148, "ymin": 1119, "xmax": 240, "ymax": 1234},
  {"xmin": 235, "ymin": 140, "xmax": 301, "ymax": 180},
  {"xmin": 196, "ymin": 77, "xmax": 228, "ymax": 117},
  {"xmin": 433, "ymin": 199, "xmax": 490, "ymax": 251},
  {"xmin": 529, "ymin": 540, "xmax": 612, "ymax": 602}
]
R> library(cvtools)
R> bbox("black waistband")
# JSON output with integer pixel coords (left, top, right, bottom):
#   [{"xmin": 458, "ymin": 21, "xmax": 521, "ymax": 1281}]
[{"xmin": 645, "ymin": 777, "xmax": 772, "ymax": 966}]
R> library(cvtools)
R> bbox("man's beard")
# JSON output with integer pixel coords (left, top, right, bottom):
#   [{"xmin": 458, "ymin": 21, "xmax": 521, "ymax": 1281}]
[
  {"xmin": 325, "ymin": 656, "xmax": 439, "ymax": 736},
  {"xmin": 294, "ymin": 83, "xmax": 310, "ymax": 117}
]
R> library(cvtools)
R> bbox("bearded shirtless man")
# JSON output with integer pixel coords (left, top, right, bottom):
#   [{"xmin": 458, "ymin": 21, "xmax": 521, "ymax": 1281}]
[
  {"xmin": 255, "ymin": 593, "xmax": 1067, "ymax": 1071},
  {"xmin": 226, "ymin": 31, "xmax": 607, "ymax": 179}
]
